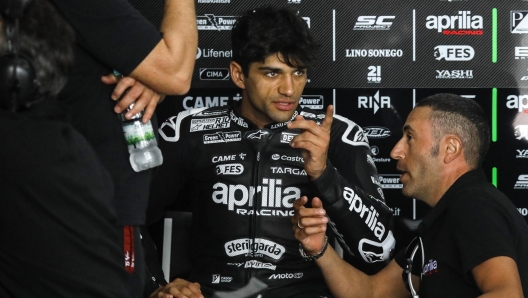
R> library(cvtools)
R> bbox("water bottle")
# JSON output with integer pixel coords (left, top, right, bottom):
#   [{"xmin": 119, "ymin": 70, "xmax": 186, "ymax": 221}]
[{"xmin": 118, "ymin": 95, "xmax": 163, "ymax": 172}]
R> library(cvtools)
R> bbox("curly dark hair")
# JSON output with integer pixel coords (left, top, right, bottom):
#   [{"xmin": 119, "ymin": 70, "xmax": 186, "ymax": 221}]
[{"xmin": 231, "ymin": 5, "xmax": 320, "ymax": 75}]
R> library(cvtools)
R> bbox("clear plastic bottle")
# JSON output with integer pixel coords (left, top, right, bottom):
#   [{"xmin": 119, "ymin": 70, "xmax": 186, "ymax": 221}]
[{"xmin": 119, "ymin": 101, "xmax": 163, "ymax": 172}]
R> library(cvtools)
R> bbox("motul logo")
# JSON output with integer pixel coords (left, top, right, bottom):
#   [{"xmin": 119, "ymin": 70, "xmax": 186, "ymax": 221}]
[{"xmin": 426, "ymin": 11, "xmax": 483, "ymax": 35}]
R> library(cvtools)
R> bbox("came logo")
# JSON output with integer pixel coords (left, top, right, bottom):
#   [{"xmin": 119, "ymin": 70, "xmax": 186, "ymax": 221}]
[
  {"xmin": 197, "ymin": 14, "xmax": 237, "ymax": 30},
  {"xmin": 515, "ymin": 47, "xmax": 528, "ymax": 59},
  {"xmin": 364, "ymin": 126, "xmax": 391, "ymax": 139},
  {"xmin": 183, "ymin": 94, "xmax": 241, "ymax": 110},
  {"xmin": 511, "ymin": 11, "xmax": 528, "ymax": 33},
  {"xmin": 358, "ymin": 91, "xmax": 391, "ymax": 114},
  {"xmin": 434, "ymin": 45, "xmax": 474, "ymax": 61},
  {"xmin": 515, "ymin": 125, "xmax": 528, "ymax": 140},
  {"xmin": 514, "ymin": 174, "xmax": 528, "ymax": 189},
  {"xmin": 299, "ymin": 95, "xmax": 324, "ymax": 109},
  {"xmin": 436, "ymin": 69, "xmax": 474, "ymax": 79},
  {"xmin": 426, "ymin": 11, "xmax": 483, "ymax": 35},
  {"xmin": 354, "ymin": 16, "xmax": 395, "ymax": 30},
  {"xmin": 506, "ymin": 95, "xmax": 528, "ymax": 113},
  {"xmin": 225, "ymin": 238, "xmax": 286, "ymax": 260}
]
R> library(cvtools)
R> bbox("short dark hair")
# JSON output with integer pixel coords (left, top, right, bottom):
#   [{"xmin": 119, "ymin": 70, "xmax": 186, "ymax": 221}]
[
  {"xmin": 416, "ymin": 93, "xmax": 490, "ymax": 169},
  {"xmin": 0, "ymin": 0, "xmax": 75, "ymax": 99},
  {"xmin": 231, "ymin": 5, "xmax": 320, "ymax": 75}
]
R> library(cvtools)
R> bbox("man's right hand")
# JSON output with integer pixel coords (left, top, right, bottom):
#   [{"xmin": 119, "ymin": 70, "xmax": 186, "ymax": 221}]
[
  {"xmin": 292, "ymin": 196, "xmax": 328, "ymax": 255},
  {"xmin": 150, "ymin": 278, "xmax": 204, "ymax": 298}
]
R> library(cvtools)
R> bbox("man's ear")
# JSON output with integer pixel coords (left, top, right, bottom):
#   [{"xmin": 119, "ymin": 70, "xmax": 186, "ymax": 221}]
[
  {"xmin": 230, "ymin": 61, "xmax": 246, "ymax": 89},
  {"xmin": 443, "ymin": 135, "xmax": 463, "ymax": 164}
]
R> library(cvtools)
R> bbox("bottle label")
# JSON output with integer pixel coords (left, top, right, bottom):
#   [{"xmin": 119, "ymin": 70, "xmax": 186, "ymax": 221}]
[{"xmin": 123, "ymin": 120, "xmax": 156, "ymax": 151}]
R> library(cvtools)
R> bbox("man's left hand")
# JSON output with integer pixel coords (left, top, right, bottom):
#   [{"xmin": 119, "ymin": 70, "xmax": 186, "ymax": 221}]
[{"xmin": 288, "ymin": 105, "xmax": 333, "ymax": 180}]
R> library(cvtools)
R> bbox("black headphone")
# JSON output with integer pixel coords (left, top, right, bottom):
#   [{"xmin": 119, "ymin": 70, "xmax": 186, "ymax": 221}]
[{"xmin": 0, "ymin": 0, "xmax": 39, "ymax": 112}]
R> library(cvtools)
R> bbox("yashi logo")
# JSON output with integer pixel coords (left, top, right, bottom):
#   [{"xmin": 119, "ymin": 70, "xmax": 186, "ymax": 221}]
[
  {"xmin": 436, "ymin": 70, "xmax": 473, "ymax": 79},
  {"xmin": 196, "ymin": 47, "xmax": 232, "ymax": 59},
  {"xmin": 514, "ymin": 174, "xmax": 528, "ymax": 189},
  {"xmin": 269, "ymin": 273, "xmax": 303, "ymax": 280},
  {"xmin": 426, "ymin": 11, "xmax": 483, "ymax": 35},
  {"xmin": 515, "ymin": 125, "xmax": 528, "ymax": 141},
  {"xmin": 299, "ymin": 95, "xmax": 324, "ymax": 109},
  {"xmin": 434, "ymin": 45, "xmax": 474, "ymax": 61},
  {"xmin": 379, "ymin": 174, "xmax": 402, "ymax": 189},
  {"xmin": 346, "ymin": 49, "xmax": 403, "ymax": 58},
  {"xmin": 358, "ymin": 91, "xmax": 391, "ymax": 114},
  {"xmin": 216, "ymin": 163, "xmax": 244, "ymax": 175},
  {"xmin": 183, "ymin": 94, "xmax": 241, "ymax": 110},
  {"xmin": 511, "ymin": 11, "xmax": 528, "ymax": 33},
  {"xmin": 224, "ymin": 238, "xmax": 285, "ymax": 260},
  {"xmin": 364, "ymin": 126, "xmax": 391, "ymax": 139},
  {"xmin": 204, "ymin": 131, "xmax": 242, "ymax": 144},
  {"xmin": 516, "ymin": 149, "xmax": 528, "ymax": 158},
  {"xmin": 190, "ymin": 116, "xmax": 230, "ymax": 132},
  {"xmin": 199, "ymin": 68, "xmax": 230, "ymax": 80},
  {"xmin": 354, "ymin": 16, "xmax": 395, "ymax": 30},
  {"xmin": 506, "ymin": 95, "xmax": 528, "ymax": 112},
  {"xmin": 197, "ymin": 14, "xmax": 237, "ymax": 30},
  {"xmin": 212, "ymin": 178, "xmax": 301, "ymax": 216},
  {"xmin": 515, "ymin": 47, "xmax": 528, "ymax": 59}
]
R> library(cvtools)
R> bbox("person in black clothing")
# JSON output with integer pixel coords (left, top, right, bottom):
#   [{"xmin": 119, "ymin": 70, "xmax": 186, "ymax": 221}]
[
  {"xmin": 47, "ymin": 0, "xmax": 197, "ymax": 296},
  {"xmin": 293, "ymin": 93, "xmax": 528, "ymax": 298},
  {"xmin": 147, "ymin": 6, "xmax": 394, "ymax": 298},
  {"xmin": 0, "ymin": 1, "xmax": 131, "ymax": 297}
]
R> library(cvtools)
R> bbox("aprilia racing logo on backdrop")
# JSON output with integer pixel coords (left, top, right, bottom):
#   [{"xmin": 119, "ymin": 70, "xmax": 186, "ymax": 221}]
[
  {"xmin": 506, "ymin": 95, "xmax": 528, "ymax": 113},
  {"xmin": 212, "ymin": 178, "xmax": 301, "ymax": 216},
  {"xmin": 426, "ymin": 11, "xmax": 483, "ymax": 35},
  {"xmin": 511, "ymin": 11, "xmax": 528, "ymax": 33},
  {"xmin": 197, "ymin": 14, "xmax": 237, "ymax": 30},
  {"xmin": 434, "ymin": 45, "xmax": 474, "ymax": 61},
  {"xmin": 353, "ymin": 16, "xmax": 395, "ymax": 30},
  {"xmin": 358, "ymin": 91, "xmax": 391, "ymax": 114},
  {"xmin": 436, "ymin": 70, "xmax": 473, "ymax": 79}
]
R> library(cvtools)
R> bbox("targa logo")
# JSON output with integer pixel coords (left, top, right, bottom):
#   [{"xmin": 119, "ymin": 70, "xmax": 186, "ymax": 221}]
[
  {"xmin": 511, "ymin": 11, "xmax": 528, "ymax": 33},
  {"xmin": 354, "ymin": 16, "xmax": 395, "ymax": 30},
  {"xmin": 299, "ymin": 95, "xmax": 323, "ymax": 109},
  {"xmin": 197, "ymin": 14, "xmax": 237, "ymax": 30},
  {"xmin": 358, "ymin": 91, "xmax": 391, "ymax": 114},
  {"xmin": 514, "ymin": 174, "xmax": 528, "ymax": 189},
  {"xmin": 426, "ymin": 11, "xmax": 483, "ymax": 35},
  {"xmin": 434, "ymin": 45, "xmax": 474, "ymax": 61}
]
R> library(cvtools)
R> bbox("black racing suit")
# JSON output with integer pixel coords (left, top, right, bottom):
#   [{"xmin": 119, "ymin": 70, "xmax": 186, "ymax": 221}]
[{"xmin": 147, "ymin": 103, "xmax": 395, "ymax": 296}]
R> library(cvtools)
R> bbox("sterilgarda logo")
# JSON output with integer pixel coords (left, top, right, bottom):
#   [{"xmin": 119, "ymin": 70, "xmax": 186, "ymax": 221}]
[
  {"xmin": 511, "ymin": 11, "xmax": 528, "ymax": 34},
  {"xmin": 353, "ymin": 15, "xmax": 395, "ymax": 30},
  {"xmin": 426, "ymin": 11, "xmax": 483, "ymax": 35},
  {"xmin": 358, "ymin": 91, "xmax": 391, "ymax": 114},
  {"xmin": 514, "ymin": 175, "xmax": 528, "ymax": 189},
  {"xmin": 506, "ymin": 94, "xmax": 528, "ymax": 113},
  {"xmin": 212, "ymin": 178, "xmax": 301, "ymax": 217},
  {"xmin": 197, "ymin": 14, "xmax": 237, "ymax": 30},
  {"xmin": 299, "ymin": 95, "xmax": 323, "ymax": 109},
  {"xmin": 183, "ymin": 94, "xmax": 242, "ymax": 110},
  {"xmin": 224, "ymin": 238, "xmax": 286, "ymax": 260},
  {"xmin": 434, "ymin": 45, "xmax": 475, "ymax": 61}
]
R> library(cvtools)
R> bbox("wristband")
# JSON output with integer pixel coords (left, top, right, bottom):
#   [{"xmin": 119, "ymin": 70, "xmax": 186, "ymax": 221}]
[{"xmin": 299, "ymin": 236, "xmax": 328, "ymax": 261}]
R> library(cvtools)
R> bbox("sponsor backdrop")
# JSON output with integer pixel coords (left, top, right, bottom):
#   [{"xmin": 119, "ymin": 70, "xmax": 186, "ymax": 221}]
[{"xmin": 129, "ymin": 0, "xmax": 528, "ymax": 235}]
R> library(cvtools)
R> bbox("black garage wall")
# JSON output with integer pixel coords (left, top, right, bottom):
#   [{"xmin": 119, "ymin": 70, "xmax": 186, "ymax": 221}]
[{"xmin": 129, "ymin": 0, "xmax": 528, "ymax": 227}]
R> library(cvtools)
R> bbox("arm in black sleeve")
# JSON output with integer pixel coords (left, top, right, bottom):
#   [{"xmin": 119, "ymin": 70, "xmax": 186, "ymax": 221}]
[{"xmin": 313, "ymin": 115, "xmax": 395, "ymax": 265}]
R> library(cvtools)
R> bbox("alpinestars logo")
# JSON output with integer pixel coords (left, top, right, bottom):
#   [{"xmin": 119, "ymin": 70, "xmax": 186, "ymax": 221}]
[
  {"xmin": 511, "ymin": 11, "xmax": 528, "ymax": 33},
  {"xmin": 358, "ymin": 91, "xmax": 391, "ymax": 114},
  {"xmin": 247, "ymin": 130, "xmax": 270, "ymax": 140},
  {"xmin": 514, "ymin": 175, "xmax": 528, "ymax": 189},
  {"xmin": 436, "ymin": 70, "xmax": 473, "ymax": 79},
  {"xmin": 354, "ymin": 16, "xmax": 395, "ymax": 30},
  {"xmin": 426, "ymin": 11, "xmax": 483, "ymax": 35},
  {"xmin": 515, "ymin": 125, "xmax": 528, "ymax": 140},
  {"xmin": 212, "ymin": 178, "xmax": 301, "ymax": 216},
  {"xmin": 225, "ymin": 238, "xmax": 285, "ymax": 259},
  {"xmin": 197, "ymin": 14, "xmax": 237, "ymax": 30}
]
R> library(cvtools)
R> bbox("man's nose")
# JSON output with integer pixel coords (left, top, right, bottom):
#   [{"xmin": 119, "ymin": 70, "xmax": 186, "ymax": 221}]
[
  {"xmin": 278, "ymin": 75, "xmax": 294, "ymax": 96},
  {"xmin": 390, "ymin": 139, "xmax": 404, "ymax": 160}
]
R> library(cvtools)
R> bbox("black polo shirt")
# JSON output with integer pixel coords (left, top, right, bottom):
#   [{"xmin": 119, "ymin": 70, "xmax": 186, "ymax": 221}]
[{"xmin": 395, "ymin": 169, "xmax": 528, "ymax": 297}]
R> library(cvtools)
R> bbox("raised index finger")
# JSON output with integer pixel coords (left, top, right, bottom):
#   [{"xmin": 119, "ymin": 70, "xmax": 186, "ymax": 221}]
[{"xmin": 321, "ymin": 105, "xmax": 334, "ymax": 132}]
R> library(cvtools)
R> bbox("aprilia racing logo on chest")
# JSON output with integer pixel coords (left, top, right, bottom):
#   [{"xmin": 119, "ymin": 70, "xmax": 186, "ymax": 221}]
[
  {"xmin": 212, "ymin": 178, "xmax": 301, "ymax": 216},
  {"xmin": 224, "ymin": 238, "xmax": 285, "ymax": 259},
  {"xmin": 426, "ymin": 11, "xmax": 483, "ymax": 35}
]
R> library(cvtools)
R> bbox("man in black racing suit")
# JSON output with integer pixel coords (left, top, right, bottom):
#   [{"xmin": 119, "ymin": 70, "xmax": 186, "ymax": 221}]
[{"xmin": 147, "ymin": 6, "xmax": 395, "ymax": 298}]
